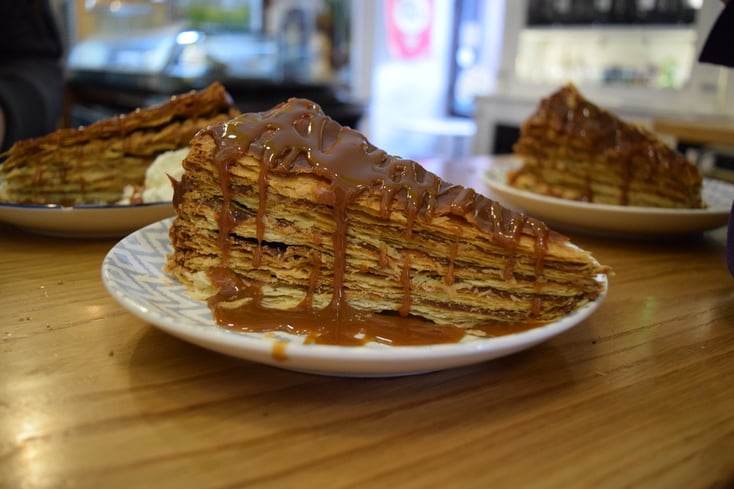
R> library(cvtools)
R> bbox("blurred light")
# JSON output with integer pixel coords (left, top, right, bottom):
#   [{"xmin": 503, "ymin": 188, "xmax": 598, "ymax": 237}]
[{"xmin": 176, "ymin": 30, "xmax": 202, "ymax": 46}]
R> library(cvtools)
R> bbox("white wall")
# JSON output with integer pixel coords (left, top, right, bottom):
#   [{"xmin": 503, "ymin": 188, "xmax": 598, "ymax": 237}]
[
  {"xmin": 350, "ymin": 0, "xmax": 459, "ymax": 160},
  {"xmin": 490, "ymin": 0, "xmax": 732, "ymax": 117}
]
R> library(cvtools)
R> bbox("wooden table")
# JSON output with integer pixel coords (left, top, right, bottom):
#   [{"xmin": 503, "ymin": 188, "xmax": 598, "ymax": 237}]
[
  {"xmin": 2, "ymin": 156, "xmax": 733, "ymax": 489},
  {"xmin": 652, "ymin": 116, "xmax": 734, "ymax": 147}
]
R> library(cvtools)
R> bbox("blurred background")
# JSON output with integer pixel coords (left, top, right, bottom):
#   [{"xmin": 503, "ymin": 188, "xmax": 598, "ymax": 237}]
[{"xmin": 53, "ymin": 0, "xmax": 732, "ymax": 172}]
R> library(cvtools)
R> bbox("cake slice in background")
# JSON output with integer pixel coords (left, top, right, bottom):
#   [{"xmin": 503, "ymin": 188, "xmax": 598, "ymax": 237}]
[
  {"xmin": 0, "ymin": 82, "xmax": 239, "ymax": 206},
  {"xmin": 511, "ymin": 83, "xmax": 704, "ymax": 209}
]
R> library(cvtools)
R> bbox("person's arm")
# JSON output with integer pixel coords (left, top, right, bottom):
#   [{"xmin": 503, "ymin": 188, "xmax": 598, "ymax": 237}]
[
  {"xmin": 0, "ymin": 1, "xmax": 64, "ymax": 153},
  {"xmin": 0, "ymin": 106, "xmax": 6, "ymax": 151},
  {"xmin": 699, "ymin": 0, "xmax": 734, "ymax": 67}
]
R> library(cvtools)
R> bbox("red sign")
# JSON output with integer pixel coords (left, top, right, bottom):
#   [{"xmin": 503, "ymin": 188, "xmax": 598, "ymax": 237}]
[{"xmin": 386, "ymin": 0, "xmax": 433, "ymax": 59}]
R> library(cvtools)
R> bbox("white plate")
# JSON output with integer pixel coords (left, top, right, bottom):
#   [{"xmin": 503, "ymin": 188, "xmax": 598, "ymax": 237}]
[
  {"xmin": 484, "ymin": 160, "xmax": 734, "ymax": 237},
  {"xmin": 101, "ymin": 217, "xmax": 608, "ymax": 377},
  {"xmin": 0, "ymin": 201, "xmax": 175, "ymax": 238}
]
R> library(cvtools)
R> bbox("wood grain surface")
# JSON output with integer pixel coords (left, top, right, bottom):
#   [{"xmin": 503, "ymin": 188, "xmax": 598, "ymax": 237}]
[{"xmin": 1, "ymin": 157, "xmax": 733, "ymax": 489}]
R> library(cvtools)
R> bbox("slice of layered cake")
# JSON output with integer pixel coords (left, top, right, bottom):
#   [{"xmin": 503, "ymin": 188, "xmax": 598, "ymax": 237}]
[
  {"xmin": 165, "ymin": 98, "xmax": 608, "ymax": 346},
  {"xmin": 511, "ymin": 84, "xmax": 704, "ymax": 208},
  {"xmin": 0, "ymin": 82, "xmax": 239, "ymax": 206}
]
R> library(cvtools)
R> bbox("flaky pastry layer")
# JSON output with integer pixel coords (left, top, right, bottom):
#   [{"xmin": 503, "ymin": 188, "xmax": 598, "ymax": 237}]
[
  {"xmin": 166, "ymin": 103, "xmax": 609, "ymax": 331},
  {"xmin": 1, "ymin": 82, "xmax": 239, "ymax": 205}
]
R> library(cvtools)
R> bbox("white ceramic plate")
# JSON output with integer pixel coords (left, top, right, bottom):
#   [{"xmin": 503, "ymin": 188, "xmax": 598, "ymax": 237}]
[
  {"xmin": 101, "ymin": 217, "xmax": 608, "ymax": 377},
  {"xmin": 483, "ymin": 160, "xmax": 734, "ymax": 237},
  {"xmin": 0, "ymin": 201, "xmax": 175, "ymax": 238}
]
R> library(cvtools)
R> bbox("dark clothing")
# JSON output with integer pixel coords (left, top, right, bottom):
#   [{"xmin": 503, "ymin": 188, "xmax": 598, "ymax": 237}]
[
  {"xmin": 699, "ymin": 2, "xmax": 734, "ymax": 278},
  {"xmin": 699, "ymin": 1, "xmax": 734, "ymax": 68},
  {"xmin": 0, "ymin": 0, "xmax": 64, "ymax": 152}
]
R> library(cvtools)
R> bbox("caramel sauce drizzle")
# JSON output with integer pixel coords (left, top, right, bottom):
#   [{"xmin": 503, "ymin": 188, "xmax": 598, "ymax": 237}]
[
  {"xmin": 445, "ymin": 239, "xmax": 458, "ymax": 286},
  {"xmin": 399, "ymin": 253, "xmax": 413, "ymax": 317},
  {"xmin": 298, "ymin": 251, "xmax": 322, "ymax": 310},
  {"xmin": 197, "ymin": 98, "xmax": 553, "ymax": 347}
]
